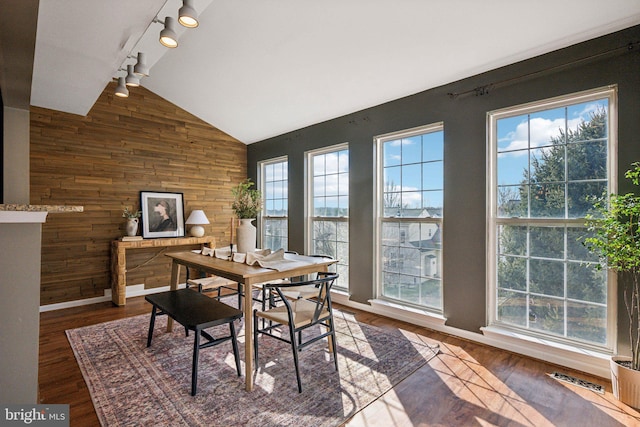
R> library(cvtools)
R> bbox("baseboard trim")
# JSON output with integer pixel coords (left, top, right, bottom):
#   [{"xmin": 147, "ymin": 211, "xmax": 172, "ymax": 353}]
[{"xmin": 39, "ymin": 283, "xmax": 187, "ymax": 312}]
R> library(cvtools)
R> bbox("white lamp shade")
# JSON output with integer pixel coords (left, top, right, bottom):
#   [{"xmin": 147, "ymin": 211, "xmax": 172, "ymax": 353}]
[
  {"xmin": 186, "ymin": 210, "xmax": 209, "ymax": 237},
  {"xmin": 186, "ymin": 210, "xmax": 209, "ymax": 225}
]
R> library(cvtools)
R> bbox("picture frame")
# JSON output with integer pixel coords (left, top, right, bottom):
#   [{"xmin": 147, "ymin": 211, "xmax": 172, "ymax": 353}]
[{"xmin": 140, "ymin": 191, "xmax": 185, "ymax": 238}]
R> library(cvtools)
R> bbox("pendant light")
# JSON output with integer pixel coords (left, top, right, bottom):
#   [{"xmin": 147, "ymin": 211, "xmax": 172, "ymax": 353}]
[
  {"xmin": 125, "ymin": 64, "xmax": 140, "ymax": 87},
  {"xmin": 159, "ymin": 17, "xmax": 178, "ymax": 48},
  {"xmin": 133, "ymin": 52, "xmax": 149, "ymax": 77},
  {"xmin": 178, "ymin": 0, "xmax": 199, "ymax": 28},
  {"xmin": 115, "ymin": 77, "xmax": 129, "ymax": 98}
]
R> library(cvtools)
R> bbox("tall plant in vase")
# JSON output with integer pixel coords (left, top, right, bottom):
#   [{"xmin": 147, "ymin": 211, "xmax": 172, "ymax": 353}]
[
  {"xmin": 584, "ymin": 162, "xmax": 640, "ymax": 409},
  {"xmin": 231, "ymin": 179, "xmax": 262, "ymax": 254}
]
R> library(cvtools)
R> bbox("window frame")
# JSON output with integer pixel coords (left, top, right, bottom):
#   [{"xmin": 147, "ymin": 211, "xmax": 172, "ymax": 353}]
[
  {"xmin": 374, "ymin": 122, "xmax": 444, "ymax": 312},
  {"xmin": 305, "ymin": 143, "xmax": 350, "ymax": 290},
  {"xmin": 258, "ymin": 156, "xmax": 288, "ymax": 251},
  {"xmin": 487, "ymin": 85, "xmax": 618, "ymax": 353}
]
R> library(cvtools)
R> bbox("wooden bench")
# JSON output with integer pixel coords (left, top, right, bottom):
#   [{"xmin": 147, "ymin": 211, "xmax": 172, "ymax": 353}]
[{"xmin": 145, "ymin": 289, "xmax": 243, "ymax": 396}]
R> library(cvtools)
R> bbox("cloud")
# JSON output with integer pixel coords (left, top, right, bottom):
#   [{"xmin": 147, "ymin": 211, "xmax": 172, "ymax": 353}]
[{"xmin": 498, "ymin": 116, "xmax": 584, "ymax": 157}]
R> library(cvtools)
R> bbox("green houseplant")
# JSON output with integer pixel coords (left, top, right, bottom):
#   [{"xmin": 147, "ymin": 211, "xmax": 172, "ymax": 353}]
[
  {"xmin": 585, "ymin": 162, "xmax": 640, "ymax": 408},
  {"xmin": 231, "ymin": 179, "xmax": 262, "ymax": 254},
  {"xmin": 231, "ymin": 179, "xmax": 262, "ymax": 219}
]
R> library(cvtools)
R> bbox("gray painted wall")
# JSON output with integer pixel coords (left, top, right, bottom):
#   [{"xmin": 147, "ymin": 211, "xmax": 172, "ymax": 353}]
[{"xmin": 248, "ymin": 25, "xmax": 640, "ymax": 349}]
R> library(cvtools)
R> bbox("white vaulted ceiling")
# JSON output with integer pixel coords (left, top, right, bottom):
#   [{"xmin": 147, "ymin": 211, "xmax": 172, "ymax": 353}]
[{"xmin": 23, "ymin": 0, "xmax": 640, "ymax": 143}]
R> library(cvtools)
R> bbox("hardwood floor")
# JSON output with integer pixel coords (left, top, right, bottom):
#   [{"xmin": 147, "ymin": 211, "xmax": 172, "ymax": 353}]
[{"xmin": 39, "ymin": 296, "xmax": 640, "ymax": 426}]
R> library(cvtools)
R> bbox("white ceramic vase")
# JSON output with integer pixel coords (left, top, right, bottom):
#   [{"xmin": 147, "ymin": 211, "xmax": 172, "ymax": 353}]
[
  {"xmin": 125, "ymin": 218, "xmax": 139, "ymax": 237},
  {"xmin": 611, "ymin": 356, "xmax": 640, "ymax": 410},
  {"xmin": 236, "ymin": 218, "xmax": 256, "ymax": 254}
]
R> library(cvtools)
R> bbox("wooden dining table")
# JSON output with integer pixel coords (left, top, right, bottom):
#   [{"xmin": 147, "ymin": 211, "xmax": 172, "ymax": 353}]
[{"xmin": 164, "ymin": 250, "xmax": 336, "ymax": 391}]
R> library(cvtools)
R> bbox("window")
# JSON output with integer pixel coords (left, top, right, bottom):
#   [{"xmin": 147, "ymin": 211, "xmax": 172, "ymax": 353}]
[
  {"xmin": 307, "ymin": 145, "xmax": 349, "ymax": 290},
  {"xmin": 376, "ymin": 123, "xmax": 444, "ymax": 311},
  {"xmin": 259, "ymin": 158, "xmax": 288, "ymax": 251},
  {"xmin": 488, "ymin": 86, "xmax": 616, "ymax": 350}
]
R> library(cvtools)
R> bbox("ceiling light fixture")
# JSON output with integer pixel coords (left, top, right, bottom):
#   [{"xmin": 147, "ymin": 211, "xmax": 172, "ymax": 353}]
[
  {"xmin": 158, "ymin": 16, "xmax": 178, "ymax": 48},
  {"xmin": 178, "ymin": 0, "xmax": 199, "ymax": 28},
  {"xmin": 115, "ymin": 77, "xmax": 129, "ymax": 98},
  {"xmin": 125, "ymin": 64, "xmax": 140, "ymax": 87},
  {"xmin": 133, "ymin": 52, "xmax": 150, "ymax": 76}
]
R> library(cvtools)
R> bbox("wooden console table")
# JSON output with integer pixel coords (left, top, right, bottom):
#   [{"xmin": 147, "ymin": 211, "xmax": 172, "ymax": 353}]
[{"xmin": 110, "ymin": 236, "xmax": 215, "ymax": 306}]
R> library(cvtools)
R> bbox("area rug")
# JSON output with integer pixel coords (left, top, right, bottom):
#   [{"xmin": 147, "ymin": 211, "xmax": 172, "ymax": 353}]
[{"xmin": 67, "ymin": 307, "xmax": 439, "ymax": 427}]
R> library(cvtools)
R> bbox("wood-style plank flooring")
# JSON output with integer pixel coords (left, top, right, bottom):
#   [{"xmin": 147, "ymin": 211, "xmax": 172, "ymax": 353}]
[{"xmin": 39, "ymin": 296, "xmax": 640, "ymax": 426}]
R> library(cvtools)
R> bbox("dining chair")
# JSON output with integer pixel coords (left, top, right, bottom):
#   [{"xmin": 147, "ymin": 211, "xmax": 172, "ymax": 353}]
[
  {"xmin": 186, "ymin": 267, "xmax": 242, "ymax": 309},
  {"xmin": 253, "ymin": 273, "xmax": 339, "ymax": 392}
]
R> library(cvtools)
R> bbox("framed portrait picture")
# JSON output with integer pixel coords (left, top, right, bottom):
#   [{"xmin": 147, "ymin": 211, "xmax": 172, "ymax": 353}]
[{"xmin": 140, "ymin": 191, "xmax": 185, "ymax": 238}]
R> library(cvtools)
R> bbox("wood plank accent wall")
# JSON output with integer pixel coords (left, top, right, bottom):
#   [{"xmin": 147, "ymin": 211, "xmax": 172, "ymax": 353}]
[{"xmin": 30, "ymin": 83, "xmax": 247, "ymax": 305}]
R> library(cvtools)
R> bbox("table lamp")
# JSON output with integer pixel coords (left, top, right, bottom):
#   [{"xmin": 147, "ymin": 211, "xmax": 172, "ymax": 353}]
[{"xmin": 185, "ymin": 210, "xmax": 209, "ymax": 237}]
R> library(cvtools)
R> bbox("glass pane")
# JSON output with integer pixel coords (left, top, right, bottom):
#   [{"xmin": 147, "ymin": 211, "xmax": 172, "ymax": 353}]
[
  {"xmin": 530, "ymin": 227, "xmax": 564, "ymax": 259},
  {"xmin": 567, "ymin": 303, "xmax": 606, "ymax": 344},
  {"xmin": 497, "ymin": 185, "xmax": 527, "ymax": 217},
  {"xmin": 422, "ymin": 131, "xmax": 443, "ymax": 162},
  {"xmin": 530, "ymin": 183, "xmax": 565, "ymax": 218},
  {"xmin": 401, "ymin": 163, "xmax": 421, "ymax": 190},
  {"xmin": 313, "ymin": 197, "xmax": 325, "ymax": 216},
  {"xmin": 567, "ymin": 227, "xmax": 598, "ymax": 262},
  {"xmin": 313, "ymin": 176, "xmax": 325, "ymax": 197},
  {"xmin": 497, "ymin": 289, "xmax": 527, "ymax": 326},
  {"xmin": 337, "ymin": 241, "xmax": 349, "ymax": 265},
  {"xmin": 530, "ymin": 107, "xmax": 565, "ymax": 148},
  {"xmin": 325, "ymin": 197, "xmax": 339, "ymax": 216},
  {"xmin": 529, "ymin": 295, "xmax": 564, "ymax": 335},
  {"xmin": 422, "ymin": 191, "xmax": 443, "ymax": 212},
  {"xmin": 313, "ymin": 154, "xmax": 325, "ymax": 176},
  {"xmin": 338, "ymin": 196, "xmax": 348, "ymax": 215},
  {"xmin": 498, "ymin": 151, "xmax": 528, "ymax": 186},
  {"xmin": 498, "ymin": 225, "xmax": 527, "ymax": 256},
  {"xmin": 498, "ymin": 255, "xmax": 526, "ymax": 291},
  {"xmin": 421, "ymin": 278, "xmax": 442, "ymax": 310},
  {"xmin": 567, "ymin": 262, "xmax": 606, "ymax": 304},
  {"xmin": 530, "ymin": 147, "xmax": 564, "ymax": 183},
  {"xmin": 384, "ymin": 167, "xmax": 402, "ymax": 193},
  {"xmin": 420, "ymin": 223, "xmax": 441, "ymax": 249},
  {"xmin": 383, "ymin": 272, "xmax": 400, "ymax": 299},
  {"xmin": 338, "ymin": 150, "xmax": 349, "ymax": 173},
  {"xmin": 338, "ymin": 174, "xmax": 349, "ymax": 196},
  {"xmin": 325, "ymin": 174, "xmax": 338, "ymax": 196},
  {"xmin": 402, "ymin": 136, "xmax": 422, "ymax": 164},
  {"xmin": 384, "ymin": 140, "xmax": 401, "ymax": 167},
  {"xmin": 567, "ymin": 100, "xmax": 608, "ymax": 143},
  {"xmin": 422, "ymin": 161, "xmax": 443, "ymax": 190},
  {"xmin": 401, "ymin": 192, "xmax": 421, "ymax": 211},
  {"xmin": 530, "ymin": 259, "xmax": 564, "ymax": 297},
  {"xmin": 567, "ymin": 181, "xmax": 607, "ymax": 218},
  {"xmin": 567, "ymin": 140, "xmax": 607, "ymax": 181},
  {"xmin": 497, "ymin": 114, "xmax": 528, "ymax": 153}
]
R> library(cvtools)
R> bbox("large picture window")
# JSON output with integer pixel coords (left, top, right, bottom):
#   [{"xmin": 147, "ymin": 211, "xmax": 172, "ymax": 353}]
[
  {"xmin": 259, "ymin": 158, "xmax": 288, "ymax": 251},
  {"xmin": 488, "ymin": 86, "xmax": 616, "ymax": 350},
  {"xmin": 376, "ymin": 123, "xmax": 444, "ymax": 311},
  {"xmin": 307, "ymin": 145, "xmax": 349, "ymax": 290}
]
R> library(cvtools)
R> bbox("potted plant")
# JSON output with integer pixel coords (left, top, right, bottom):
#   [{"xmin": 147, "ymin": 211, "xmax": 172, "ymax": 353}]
[
  {"xmin": 584, "ymin": 162, "xmax": 640, "ymax": 409},
  {"xmin": 231, "ymin": 179, "xmax": 262, "ymax": 254},
  {"xmin": 122, "ymin": 206, "xmax": 142, "ymax": 237}
]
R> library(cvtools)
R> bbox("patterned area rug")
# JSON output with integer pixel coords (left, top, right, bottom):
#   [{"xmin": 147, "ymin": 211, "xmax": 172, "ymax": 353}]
[{"xmin": 67, "ymin": 307, "xmax": 439, "ymax": 426}]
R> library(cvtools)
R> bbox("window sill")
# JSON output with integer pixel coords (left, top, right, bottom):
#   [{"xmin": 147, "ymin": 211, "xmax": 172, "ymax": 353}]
[
  {"xmin": 481, "ymin": 326, "xmax": 613, "ymax": 379},
  {"xmin": 367, "ymin": 298, "xmax": 446, "ymax": 328}
]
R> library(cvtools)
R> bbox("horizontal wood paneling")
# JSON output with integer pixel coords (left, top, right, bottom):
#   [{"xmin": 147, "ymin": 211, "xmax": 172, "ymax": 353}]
[{"xmin": 31, "ymin": 83, "xmax": 247, "ymax": 305}]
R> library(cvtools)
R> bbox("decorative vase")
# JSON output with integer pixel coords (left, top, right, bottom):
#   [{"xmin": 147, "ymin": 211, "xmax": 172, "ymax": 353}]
[
  {"xmin": 611, "ymin": 356, "xmax": 640, "ymax": 410},
  {"xmin": 236, "ymin": 218, "xmax": 256, "ymax": 254},
  {"xmin": 125, "ymin": 218, "xmax": 139, "ymax": 237}
]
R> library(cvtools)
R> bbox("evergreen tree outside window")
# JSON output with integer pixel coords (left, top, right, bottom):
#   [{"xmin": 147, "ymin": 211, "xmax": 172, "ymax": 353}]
[
  {"xmin": 488, "ymin": 86, "xmax": 616, "ymax": 349},
  {"xmin": 376, "ymin": 123, "xmax": 444, "ymax": 311},
  {"xmin": 259, "ymin": 158, "xmax": 288, "ymax": 251}
]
